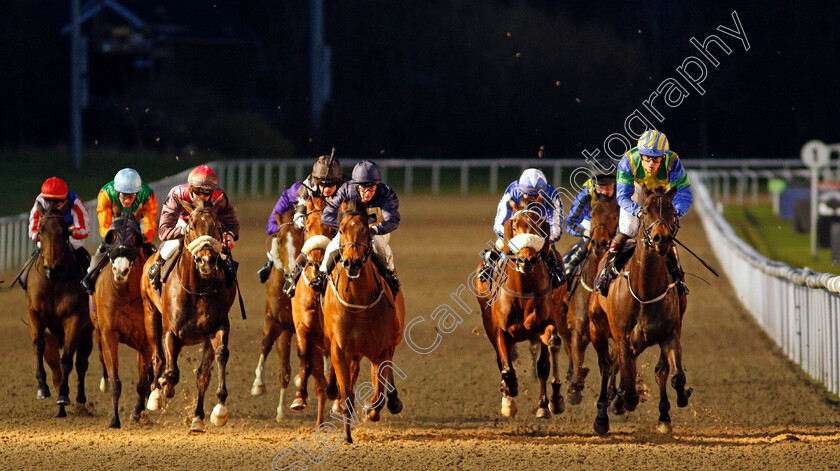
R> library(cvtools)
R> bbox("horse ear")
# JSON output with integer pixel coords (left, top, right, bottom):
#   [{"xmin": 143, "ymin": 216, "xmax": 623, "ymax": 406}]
[
  {"xmin": 212, "ymin": 193, "xmax": 227, "ymax": 213},
  {"xmin": 503, "ymin": 218, "xmax": 513, "ymax": 240},
  {"xmin": 178, "ymin": 197, "xmax": 195, "ymax": 214},
  {"xmin": 56, "ymin": 199, "xmax": 69, "ymax": 215},
  {"xmin": 642, "ymin": 186, "xmax": 653, "ymax": 200},
  {"xmin": 666, "ymin": 185, "xmax": 678, "ymax": 200},
  {"xmin": 104, "ymin": 229, "xmax": 115, "ymax": 245},
  {"xmin": 509, "ymin": 198, "xmax": 522, "ymax": 212},
  {"xmin": 37, "ymin": 201, "xmax": 45, "ymax": 216}
]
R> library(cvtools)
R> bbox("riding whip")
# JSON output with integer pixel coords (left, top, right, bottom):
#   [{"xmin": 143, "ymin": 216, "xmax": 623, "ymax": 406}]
[
  {"xmin": 223, "ymin": 250, "xmax": 247, "ymax": 320},
  {"xmin": 673, "ymin": 237, "xmax": 720, "ymax": 278}
]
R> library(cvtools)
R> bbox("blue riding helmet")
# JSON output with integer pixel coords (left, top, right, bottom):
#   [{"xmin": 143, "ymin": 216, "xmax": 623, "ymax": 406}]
[
  {"xmin": 351, "ymin": 160, "xmax": 382, "ymax": 185},
  {"xmin": 114, "ymin": 168, "xmax": 142, "ymax": 194}
]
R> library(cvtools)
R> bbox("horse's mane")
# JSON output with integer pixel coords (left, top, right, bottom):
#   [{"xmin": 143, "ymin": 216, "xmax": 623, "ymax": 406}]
[{"xmin": 339, "ymin": 198, "xmax": 367, "ymax": 222}]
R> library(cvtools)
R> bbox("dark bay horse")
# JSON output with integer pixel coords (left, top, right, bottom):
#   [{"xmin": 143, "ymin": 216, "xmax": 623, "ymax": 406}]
[
  {"xmin": 290, "ymin": 195, "xmax": 339, "ymax": 425},
  {"xmin": 90, "ymin": 212, "xmax": 152, "ymax": 428},
  {"xmin": 141, "ymin": 196, "xmax": 236, "ymax": 432},
  {"xmin": 322, "ymin": 200, "xmax": 405, "ymax": 443},
  {"xmin": 26, "ymin": 199, "xmax": 93, "ymax": 417},
  {"xmin": 589, "ymin": 186, "xmax": 691, "ymax": 435},
  {"xmin": 250, "ymin": 208, "xmax": 302, "ymax": 421},
  {"xmin": 475, "ymin": 198, "xmax": 567, "ymax": 418},
  {"xmin": 558, "ymin": 193, "xmax": 618, "ymax": 405}
]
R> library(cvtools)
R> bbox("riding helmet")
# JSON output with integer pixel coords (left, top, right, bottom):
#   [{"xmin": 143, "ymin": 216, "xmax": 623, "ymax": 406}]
[
  {"xmin": 351, "ymin": 160, "xmax": 382, "ymax": 185},
  {"xmin": 187, "ymin": 164, "xmax": 218, "ymax": 187},
  {"xmin": 637, "ymin": 130, "xmax": 669, "ymax": 157},
  {"xmin": 41, "ymin": 177, "xmax": 68, "ymax": 200},
  {"xmin": 518, "ymin": 168, "xmax": 548, "ymax": 195},
  {"xmin": 114, "ymin": 168, "xmax": 142, "ymax": 194}
]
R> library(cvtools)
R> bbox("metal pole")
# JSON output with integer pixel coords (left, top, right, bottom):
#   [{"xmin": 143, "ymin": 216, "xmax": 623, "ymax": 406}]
[
  {"xmin": 404, "ymin": 165, "xmax": 413, "ymax": 195},
  {"xmin": 70, "ymin": 0, "xmax": 82, "ymax": 168},
  {"xmin": 811, "ymin": 167, "xmax": 818, "ymax": 260}
]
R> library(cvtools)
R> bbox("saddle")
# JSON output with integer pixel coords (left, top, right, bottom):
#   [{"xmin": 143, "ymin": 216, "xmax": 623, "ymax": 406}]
[
  {"xmin": 613, "ymin": 240, "xmax": 636, "ymax": 273},
  {"xmin": 161, "ymin": 247, "xmax": 183, "ymax": 285}
]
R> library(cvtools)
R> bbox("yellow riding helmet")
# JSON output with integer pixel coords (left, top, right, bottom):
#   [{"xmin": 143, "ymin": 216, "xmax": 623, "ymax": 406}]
[{"xmin": 637, "ymin": 130, "xmax": 669, "ymax": 157}]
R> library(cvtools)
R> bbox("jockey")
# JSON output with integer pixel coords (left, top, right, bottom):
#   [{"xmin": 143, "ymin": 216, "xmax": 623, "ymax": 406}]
[
  {"xmin": 257, "ymin": 153, "xmax": 345, "ymax": 287},
  {"xmin": 594, "ymin": 130, "xmax": 691, "ymax": 296},
  {"xmin": 562, "ymin": 161, "xmax": 617, "ymax": 277},
  {"xmin": 478, "ymin": 168, "xmax": 565, "ymax": 287},
  {"xmin": 81, "ymin": 168, "xmax": 158, "ymax": 292},
  {"xmin": 23, "ymin": 177, "xmax": 91, "ymax": 282},
  {"xmin": 309, "ymin": 160, "xmax": 401, "ymax": 295},
  {"xmin": 147, "ymin": 165, "xmax": 239, "ymax": 290}
]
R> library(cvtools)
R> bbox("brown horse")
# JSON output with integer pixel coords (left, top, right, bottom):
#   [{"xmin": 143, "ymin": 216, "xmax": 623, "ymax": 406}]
[
  {"xmin": 322, "ymin": 199, "xmax": 405, "ymax": 443},
  {"xmin": 250, "ymin": 208, "xmax": 302, "ymax": 421},
  {"xmin": 90, "ymin": 213, "xmax": 152, "ymax": 428},
  {"xmin": 290, "ymin": 195, "xmax": 339, "ymax": 424},
  {"xmin": 589, "ymin": 186, "xmax": 690, "ymax": 435},
  {"xmin": 558, "ymin": 193, "xmax": 619, "ymax": 405},
  {"xmin": 26, "ymin": 199, "xmax": 93, "ymax": 417},
  {"xmin": 475, "ymin": 198, "xmax": 567, "ymax": 418},
  {"xmin": 141, "ymin": 196, "xmax": 236, "ymax": 432}
]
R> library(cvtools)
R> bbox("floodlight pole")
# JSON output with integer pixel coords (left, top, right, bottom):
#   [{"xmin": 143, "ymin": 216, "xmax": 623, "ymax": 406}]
[
  {"xmin": 70, "ymin": 0, "xmax": 82, "ymax": 168},
  {"xmin": 801, "ymin": 140, "xmax": 829, "ymax": 260}
]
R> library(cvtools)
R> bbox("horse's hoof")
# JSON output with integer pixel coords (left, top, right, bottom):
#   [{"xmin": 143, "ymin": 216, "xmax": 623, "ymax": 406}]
[
  {"xmin": 581, "ymin": 367, "xmax": 590, "ymax": 380},
  {"xmin": 536, "ymin": 407, "xmax": 552, "ymax": 419},
  {"xmin": 500, "ymin": 396, "xmax": 517, "ymax": 417},
  {"xmin": 657, "ymin": 421, "xmax": 672, "ymax": 435},
  {"xmin": 56, "ymin": 395, "xmax": 71, "ymax": 406},
  {"xmin": 368, "ymin": 409, "xmax": 381, "ymax": 422},
  {"xmin": 326, "ymin": 384, "xmax": 339, "ymax": 400},
  {"xmin": 109, "ymin": 419, "xmax": 121, "ymax": 429},
  {"xmin": 147, "ymin": 389, "xmax": 162, "ymax": 411},
  {"xmin": 36, "ymin": 388, "xmax": 50, "ymax": 400},
  {"xmin": 566, "ymin": 390, "xmax": 582, "ymax": 406},
  {"xmin": 189, "ymin": 417, "xmax": 205, "ymax": 433},
  {"xmin": 593, "ymin": 417, "xmax": 610, "ymax": 435},
  {"xmin": 387, "ymin": 396, "xmax": 403, "ymax": 415},
  {"xmin": 250, "ymin": 383, "xmax": 266, "ymax": 396},
  {"xmin": 290, "ymin": 397, "xmax": 307, "ymax": 411},
  {"xmin": 210, "ymin": 404, "xmax": 228, "ymax": 427},
  {"xmin": 550, "ymin": 397, "xmax": 565, "ymax": 415},
  {"xmin": 163, "ymin": 384, "xmax": 175, "ymax": 399},
  {"xmin": 57, "ymin": 406, "xmax": 67, "ymax": 418},
  {"xmin": 677, "ymin": 387, "xmax": 693, "ymax": 408}
]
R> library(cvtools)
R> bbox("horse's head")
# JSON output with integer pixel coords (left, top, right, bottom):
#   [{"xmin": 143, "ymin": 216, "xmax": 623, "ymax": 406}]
[
  {"xmin": 180, "ymin": 196, "xmax": 225, "ymax": 278},
  {"xmin": 588, "ymin": 193, "xmax": 619, "ymax": 257},
  {"xmin": 303, "ymin": 196, "xmax": 335, "ymax": 266},
  {"xmin": 506, "ymin": 198, "xmax": 548, "ymax": 274},
  {"xmin": 337, "ymin": 199, "xmax": 371, "ymax": 279},
  {"xmin": 105, "ymin": 212, "xmax": 144, "ymax": 283},
  {"xmin": 37, "ymin": 199, "xmax": 71, "ymax": 279},
  {"xmin": 639, "ymin": 186, "xmax": 679, "ymax": 256}
]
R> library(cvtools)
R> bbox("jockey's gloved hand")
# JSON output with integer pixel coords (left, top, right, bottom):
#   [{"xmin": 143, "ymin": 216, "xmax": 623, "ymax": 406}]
[
  {"xmin": 370, "ymin": 225, "xmax": 380, "ymax": 235},
  {"xmin": 293, "ymin": 212, "xmax": 305, "ymax": 230}
]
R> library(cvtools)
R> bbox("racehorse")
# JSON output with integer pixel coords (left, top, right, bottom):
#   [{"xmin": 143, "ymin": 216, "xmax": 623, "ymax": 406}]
[
  {"xmin": 26, "ymin": 199, "xmax": 93, "ymax": 417},
  {"xmin": 321, "ymin": 199, "xmax": 405, "ymax": 443},
  {"xmin": 250, "ymin": 208, "xmax": 302, "ymax": 421},
  {"xmin": 290, "ymin": 195, "xmax": 339, "ymax": 425},
  {"xmin": 589, "ymin": 186, "xmax": 691, "ymax": 435},
  {"xmin": 141, "ymin": 196, "xmax": 236, "ymax": 432},
  {"xmin": 475, "ymin": 198, "xmax": 567, "ymax": 419},
  {"xmin": 90, "ymin": 212, "xmax": 152, "ymax": 428},
  {"xmin": 559, "ymin": 193, "xmax": 619, "ymax": 405}
]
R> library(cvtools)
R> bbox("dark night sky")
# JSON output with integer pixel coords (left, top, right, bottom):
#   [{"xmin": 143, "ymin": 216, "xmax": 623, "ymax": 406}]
[{"xmin": 1, "ymin": 0, "xmax": 837, "ymax": 161}]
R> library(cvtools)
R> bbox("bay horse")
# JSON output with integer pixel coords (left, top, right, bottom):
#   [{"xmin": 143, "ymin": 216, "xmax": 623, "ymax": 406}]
[
  {"xmin": 290, "ymin": 195, "xmax": 339, "ymax": 425},
  {"xmin": 589, "ymin": 186, "xmax": 691, "ymax": 435},
  {"xmin": 89, "ymin": 212, "xmax": 152, "ymax": 428},
  {"xmin": 322, "ymin": 199, "xmax": 405, "ymax": 443},
  {"xmin": 26, "ymin": 199, "xmax": 93, "ymax": 417},
  {"xmin": 558, "ymin": 193, "xmax": 618, "ymax": 405},
  {"xmin": 141, "ymin": 196, "xmax": 236, "ymax": 432},
  {"xmin": 474, "ymin": 198, "xmax": 567, "ymax": 419},
  {"xmin": 250, "ymin": 207, "xmax": 302, "ymax": 421}
]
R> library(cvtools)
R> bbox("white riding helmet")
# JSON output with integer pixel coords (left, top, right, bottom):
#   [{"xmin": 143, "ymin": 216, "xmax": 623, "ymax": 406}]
[
  {"xmin": 518, "ymin": 168, "xmax": 548, "ymax": 195},
  {"xmin": 114, "ymin": 168, "xmax": 142, "ymax": 194}
]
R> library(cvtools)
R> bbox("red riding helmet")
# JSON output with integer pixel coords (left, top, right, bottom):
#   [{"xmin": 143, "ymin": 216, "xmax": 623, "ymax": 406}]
[
  {"xmin": 41, "ymin": 177, "xmax": 68, "ymax": 200},
  {"xmin": 187, "ymin": 165, "xmax": 218, "ymax": 187}
]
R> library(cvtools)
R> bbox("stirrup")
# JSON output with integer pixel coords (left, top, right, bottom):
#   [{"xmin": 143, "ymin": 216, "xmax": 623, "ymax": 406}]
[
  {"xmin": 309, "ymin": 273, "xmax": 327, "ymax": 293},
  {"xmin": 385, "ymin": 271, "xmax": 401, "ymax": 294},
  {"xmin": 282, "ymin": 275, "xmax": 296, "ymax": 297}
]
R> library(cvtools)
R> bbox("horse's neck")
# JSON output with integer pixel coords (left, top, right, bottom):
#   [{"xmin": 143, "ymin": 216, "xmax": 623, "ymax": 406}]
[
  {"xmin": 336, "ymin": 261, "xmax": 378, "ymax": 301},
  {"xmin": 583, "ymin": 243, "xmax": 605, "ymax": 284},
  {"xmin": 503, "ymin": 258, "xmax": 548, "ymax": 290},
  {"xmin": 629, "ymin": 241, "xmax": 669, "ymax": 298}
]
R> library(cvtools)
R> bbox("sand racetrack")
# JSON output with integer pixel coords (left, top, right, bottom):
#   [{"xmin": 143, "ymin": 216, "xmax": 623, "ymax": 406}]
[{"xmin": 1, "ymin": 194, "xmax": 839, "ymax": 470}]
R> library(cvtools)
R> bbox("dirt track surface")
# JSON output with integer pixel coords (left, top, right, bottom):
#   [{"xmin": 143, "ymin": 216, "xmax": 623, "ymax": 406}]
[{"xmin": 2, "ymin": 194, "xmax": 839, "ymax": 470}]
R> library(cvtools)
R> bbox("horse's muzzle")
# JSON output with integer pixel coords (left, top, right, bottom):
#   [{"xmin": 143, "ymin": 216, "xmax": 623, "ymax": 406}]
[
  {"xmin": 342, "ymin": 258, "xmax": 363, "ymax": 279},
  {"xmin": 651, "ymin": 233, "xmax": 672, "ymax": 256}
]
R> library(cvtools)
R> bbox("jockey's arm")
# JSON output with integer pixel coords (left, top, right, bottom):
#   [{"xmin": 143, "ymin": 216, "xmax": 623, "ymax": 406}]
[
  {"xmin": 492, "ymin": 188, "xmax": 514, "ymax": 239},
  {"xmin": 616, "ymin": 156, "xmax": 641, "ymax": 216},
  {"xmin": 96, "ymin": 189, "xmax": 113, "ymax": 238},
  {"xmin": 371, "ymin": 186, "xmax": 400, "ymax": 235},
  {"xmin": 157, "ymin": 190, "xmax": 185, "ymax": 241},
  {"xmin": 140, "ymin": 192, "xmax": 159, "ymax": 243},
  {"xmin": 320, "ymin": 183, "xmax": 350, "ymax": 230},
  {"xmin": 27, "ymin": 201, "xmax": 40, "ymax": 241},
  {"xmin": 67, "ymin": 194, "xmax": 91, "ymax": 240},
  {"xmin": 292, "ymin": 185, "xmax": 309, "ymax": 229},
  {"xmin": 544, "ymin": 185, "xmax": 564, "ymax": 244},
  {"xmin": 668, "ymin": 155, "xmax": 692, "ymax": 218},
  {"xmin": 266, "ymin": 183, "xmax": 300, "ymax": 235},
  {"xmin": 565, "ymin": 187, "xmax": 591, "ymax": 238},
  {"xmin": 216, "ymin": 193, "xmax": 239, "ymax": 246}
]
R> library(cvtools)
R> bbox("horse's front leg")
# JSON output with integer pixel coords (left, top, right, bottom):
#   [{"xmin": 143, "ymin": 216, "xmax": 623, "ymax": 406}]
[
  {"xmin": 251, "ymin": 317, "xmax": 280, "ymax": 397},
  {"xmin": 210, "ymin": 328, "xmax": 230, "ymax": 428},
  {"xmin": 94, "ymin": 326, "xmax": 109, "ymax": 394},
  {"xmin": 330, "ymin": 343, "xmax": 356, "ymax": 444},
  {"xmin": 566, "ymin": 302, "xmax": 590, "ymax": 405},
  {"xmin": 495, "ymin": 329, "xmax": 519, "ymax": 417},
  {"xmin": 57, "ymin": 316, "xmax": 83, "ymax": 409},
  {"xmin": 616, "ymin": 342, "xmax": 639, "ymax": 411},
  {"xmin": 131, "ymin": 345, "xmax": 153, "ymax": 423},
  {"xmin": 589, "ymin": 298, "xmax": 612, "ymax": 435},
  {"xmin": 162, "ymin": 330, "xmax": 183, "ymax": 398},
  {"xmin": 291, "ymin": 329, "xmax": 315, "ymax": 412},
  {"xmin": 275, "ymin": 328, "xmax": 294, "ymax": 421},
  {"xmin": 190, "ymin": 340, "xmax": 214, "ymax": 433},
  {"xmin": 75, "ymin": 321, "xmax": 93, "ymax": 407},
  {"xmin": 654, "ymin": 350, "xmax": 672, "ymax": 434},
  {"xmin": 28, "ymin": 314, "xmax": 50, "ymax": 400},
  {"xmin": 144, "ymin": 306, "xmax": 165, "ymax": 411},
  {"xmin": 101, "ymin": 330, "xmax": 121, "ymax": 428},
  {"xmin": 535, "ymin": 343, "xmax": 552, "ymax": 419},
  {"xmin": 664, "ymin": 333, "xmax": 692, "ymax": 408}
]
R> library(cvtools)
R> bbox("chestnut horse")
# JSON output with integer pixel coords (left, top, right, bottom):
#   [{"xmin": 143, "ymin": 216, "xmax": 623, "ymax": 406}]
[
  {"xmin": 558, "ymin": 193, "xmax": 618, "ymax": 405},
  {"xmin": 89, "ymin": 212, "xmax": 152, "ymax": 428},
  {"xmin": 475, "ymin": 198, "xmax": 567, "ymax": 419},
  {"xmin": 322, "ymin": 199, "xmax": 405, "ymax": 443},
  {"xmin": 589, "ymin": 186, "xmax": 690, "ymax": 435},
  {"xmin": 290, "ymin": 195, "xmax": 339, "ymax": 425},
  {"xmin": 141, "ymin": 196, "xmax": 236, "ymax": 432},
  {"xmin": 26, "ymin": 199, "xmax": 93, "ymax": 417},
  {"xmin": 250, "ymin": 208, "xmax": 302, "ymax": 421}
]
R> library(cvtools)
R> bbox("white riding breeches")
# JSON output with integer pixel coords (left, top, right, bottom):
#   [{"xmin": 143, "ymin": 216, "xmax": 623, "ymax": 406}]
[
  {"xmin": 618, "ymin": 186, "xmax": 644, "ymax": 237},
  {"xmin": 159, "ymin": 219, "xmax": 187, "ymax": 261},
  {"xmin": 321, "ymin": 232, "xmax": 394, "ymax": 272}
]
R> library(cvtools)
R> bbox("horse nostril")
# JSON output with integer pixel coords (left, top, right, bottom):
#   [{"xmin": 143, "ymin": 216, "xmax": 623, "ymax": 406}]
[{"xmin": 652, "ymin": 234, "xmax": 662, "ymax": 243}]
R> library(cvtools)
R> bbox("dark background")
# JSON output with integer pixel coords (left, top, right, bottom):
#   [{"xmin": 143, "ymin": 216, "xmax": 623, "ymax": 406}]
[{"xmin": 1, "ymin": 0, "xmax": 837, "ymax": 162}]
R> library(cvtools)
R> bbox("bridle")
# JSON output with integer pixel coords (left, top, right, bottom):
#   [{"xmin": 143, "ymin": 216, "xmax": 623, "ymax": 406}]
[
  {"xmin": 337, "ymin": 211, "xmax": 373, "ymax": 267},
  {"xmin": 639, "ymin": 194, "xmax": 679, "ymax": 249}
]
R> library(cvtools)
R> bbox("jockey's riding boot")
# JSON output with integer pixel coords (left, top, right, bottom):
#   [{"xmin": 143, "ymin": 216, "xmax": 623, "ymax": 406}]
[
  {"xmin": 372, "ymin": 251, "xmax": 400, "ymax": 295},
  {"xmin": 148, "ymin": 257, "xmax": 164, "ymax": 291},
  {"xmin": 282, "ymin": 254, "xmax": 308, "ymax": 297},
  {"xmin": 478, "ymin": 248, "xmax": 501, "ymax": 282},
  {"xmin": 223, "ymin": 255, "xmax": 238, "ymax": 287},
  {"xmin": 13, "ymin": 249, "xmax": 39, "ymax": 290},
  {"xmin": 74, "ymin": 247, "xmax": 91, "ymax": 273},
  {"xmin": 81, "ymin": 249, "xmax": 108, "ymax": 293},
  {"xmin": 545, "ymin": 248, "xmax": 566, "ymax": 288},
  {"xmin": 257, "ymin": 259, "xmax": 273, "ymax": 284},
  {"xmin": 142, "ymin": 242, "xmax": 157, "ymax": 258},
  {"xmin": 595, "ymin": 233, "xmax": 629, "ymax": 296},
  {"xmin": 667, "ymin": 245, "xmax": 689, "ymax": 296},
  {"xmin": 563, "ymin": 238, "xmax": 589, "ymax": 277}
]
